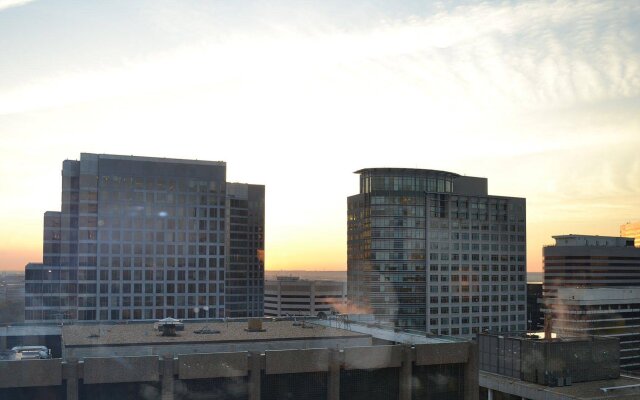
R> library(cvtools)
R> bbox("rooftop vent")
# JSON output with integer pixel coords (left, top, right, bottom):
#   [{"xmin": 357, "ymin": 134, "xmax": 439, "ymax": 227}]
[
  {"xmin": 245, "ymin": 318, "xmax": 266, "ymax": 332},
  {"xmin": 157, "ymin": 317, "xmax": 184, "ymax": 337}
]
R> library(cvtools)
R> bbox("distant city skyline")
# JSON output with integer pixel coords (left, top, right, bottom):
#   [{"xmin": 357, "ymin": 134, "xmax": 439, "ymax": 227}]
[{"xmin": 1, "ymin": 1, "xmax": 639, "ymax": 272}]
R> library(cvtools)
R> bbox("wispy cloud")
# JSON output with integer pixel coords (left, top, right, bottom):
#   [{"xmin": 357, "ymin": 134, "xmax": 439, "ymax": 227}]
[
  {"xmin": 0, "ymin": 0, "xmax": 637, "ymax": 117},
  {"xmin": 0, "ymin": 0, "xmax": 638, "ymax": 272},
  {"xmin": 0, "ymin": 0, "xmax": 34, "ymax": 12}
]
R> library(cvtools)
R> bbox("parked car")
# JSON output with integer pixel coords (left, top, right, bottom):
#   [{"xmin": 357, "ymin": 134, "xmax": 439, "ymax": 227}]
[{"xmin": 11, "ymin": 346, "xmax": 51, "ymax": 360}]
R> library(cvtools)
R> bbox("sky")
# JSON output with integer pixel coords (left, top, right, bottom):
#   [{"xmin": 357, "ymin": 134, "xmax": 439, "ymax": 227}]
[{"xmin": 0, "ymin": 0, "xmax": 638, "ymax": 272}]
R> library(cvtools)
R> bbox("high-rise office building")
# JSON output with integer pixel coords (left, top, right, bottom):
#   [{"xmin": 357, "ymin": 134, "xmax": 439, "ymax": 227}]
[
  {"xmin": 621, "ymin": 221, "xmax": 640, "ymax": 248},
  {"xmin": 542, "ymin": 235, "xmax": 640, "ymax": 299},
  {"xmin": 347, "ymin": 168, "xmax": 526, "ymax": 337},
  {"xmin": 225, "ymin": 183, "xmax": 265, "ymax": 317},
  {"xmin": 24, "ymin": 153, "xmax": 264, "ymax": 321}
]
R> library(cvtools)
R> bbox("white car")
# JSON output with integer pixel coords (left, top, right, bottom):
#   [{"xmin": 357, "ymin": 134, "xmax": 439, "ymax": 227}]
[{"xmin": 11, "ymin": 346, "xmax": 51, "ymax": 360}]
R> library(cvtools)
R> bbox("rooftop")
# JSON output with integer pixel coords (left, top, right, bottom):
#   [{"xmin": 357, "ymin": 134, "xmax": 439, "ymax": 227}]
[
  {"xmin": 552, "ymin": 287, "xmax": 640, "ymax": 303},
  {"xmin": 482, "ymin": 371, "xmax": 640, "ymax": 400},
  {"xmin": 62, "ymin": 320, "xmax": 368, "ymax": 347},
  {"xmin": 551, "ymin": 235, "xmax": 635, "ymax": 248},
  {"xmin": 354, "ymin": 167, "xmax": 461, "ymax": 178},
  {"xmin": 313, "ymin": 318, "xmax": 466, "ymax": 344},
  {"xmin": 80, "ymin": 153, "xmax": 226, "ymax": 167}
]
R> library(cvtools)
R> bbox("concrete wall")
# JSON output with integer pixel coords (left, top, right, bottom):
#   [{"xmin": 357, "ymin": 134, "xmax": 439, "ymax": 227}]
[
  {"xmin": 0, "ymin": 359, "xmax": 62, "ymax": 388},
  {"xmin": 343, "ymin": 345, "xmax": 402, "ymax": 370},
  {"xmin": 83, "ymin": 355, "xmax": 159, "ymax": 384},
  {"xmin": 64, "ymin": 336, "xmax": 372, "ymax": 358},
  {"xmin": 0, "ymin": 341, "xmax": 478, "ymax": 400},
  {"xmin": 415, "ymin": 342, "xmax": 470, "ymax": 365},
  {"xmin": 178, "ymin": 351, "xmax": 248, "ymax": 379},
  {"xmin": 453, "ymin": 176, "xmax": 488, "ymax": 196}
]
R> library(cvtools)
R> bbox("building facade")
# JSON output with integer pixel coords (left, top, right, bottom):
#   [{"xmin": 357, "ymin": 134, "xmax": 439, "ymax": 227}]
[
  {"xmin": 25, "ymin": 153, "xmax": 264, "ymax": 322},
  {"xmin": 544, "ymin": 287, "xmax": 640, "ymax": 371},
  {"xmin": 225, "ymin": 183, "xmax": 265, "ymax": 318},
  {"xmin": 478, "ymin": 332, "xmax": 630, "ymax": 400},
  {"xmin": 0, "ymin": 273, "xmax": 24, "ymax": 303},
  {"xmin": 347, "ymin": 168, "xmax": 527, "ymax": 337},
  {"xmin": 264, "ymin": 276, "xmax": 347, "ymax": 317},
  {"xmin": 542, "ymin": 235, "xmax": 640, "ymax": 300},
  {"xmin": 526, "ymin": 282, "xmax": 543, "ymax": 331},
  {"xmin": 621, "ymin": 221, "xmax": 640, "ymax": 248}
]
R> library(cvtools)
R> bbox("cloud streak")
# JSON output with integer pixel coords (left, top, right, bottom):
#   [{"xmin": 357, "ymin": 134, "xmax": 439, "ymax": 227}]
[
  {"xmin": 0, "ymin": 0, "xmax": 638, "ymax": 118},
  {"xmin": 0, "ymin": 0, "xmax": 34, "ymax": 12}
]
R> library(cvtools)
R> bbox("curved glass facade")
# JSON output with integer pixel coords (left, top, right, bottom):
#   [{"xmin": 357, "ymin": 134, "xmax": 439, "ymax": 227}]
[{"xmin": 358, "ymin": 169, "xmax": 458, "ymax": 194}]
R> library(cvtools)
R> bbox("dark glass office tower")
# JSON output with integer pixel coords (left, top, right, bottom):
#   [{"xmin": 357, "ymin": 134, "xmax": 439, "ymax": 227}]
[
  {"xmin": 225, "ymin": 183, "xmax": 265, "ymax": 318},
  {"xmin": 25, "ymin": 153, "xmax": 264, "ymax": 321},
  {"xmin": 348, "ymin": 168, "xmax": 526, "ymax": 338}
]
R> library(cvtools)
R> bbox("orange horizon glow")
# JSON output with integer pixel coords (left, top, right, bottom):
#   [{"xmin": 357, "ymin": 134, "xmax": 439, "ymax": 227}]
[
  {"xmin": 2, "ymin": 219, "xmax": 626, "ymax": 274},
  {"xmin": 0, "ymin": 1, "xmax": 638, "ymax": 274}
]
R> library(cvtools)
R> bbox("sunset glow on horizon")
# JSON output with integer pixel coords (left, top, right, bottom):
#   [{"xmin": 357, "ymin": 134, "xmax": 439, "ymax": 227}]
[{"xmin": 0, "ymin": 1, "xmax": 638, "ymax": 273}]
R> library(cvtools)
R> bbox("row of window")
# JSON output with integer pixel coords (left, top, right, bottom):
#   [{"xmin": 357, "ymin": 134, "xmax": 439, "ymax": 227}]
[
  {"xmin": 368, "ymin": 194, "xmax": 522, "ymax": 209},
  {"xmin": 370, "ymin": 252, "xmax": 526, "ymax": 262},
  {"xmin": 362, "ymin": 175, "xmax": 454, "ymax": 194},
  {"xmin": 27, "ymin": 281, "xmax": 223, "ymax": 294},
  {"xmin": 97, "ymin": 217, "xmax": 226, "ymax": 230},
  {"xmin": 428, "ymin": 274, "xmax": 525, "ymax": 282},
  {"xmin": 95, "ymin": 175, "xmax": 223, "ymax": 193},
  {"xmin": 368, "ymin": 284, "xmax": 526, "ymax": 294},
  {"xmin": 370, "ymin": 264, "xmax": 526, "ymax": 272},
  {"xmin": 429, "ymin": 314, "xmax": 525, "ymax": 325},
  {"xmin": 27, "ymin": 294, "xmax": 224, "ymax": 308},
  {"xmin": 428, "ymin": 285, "xmax": 525, "ymax": 293}
]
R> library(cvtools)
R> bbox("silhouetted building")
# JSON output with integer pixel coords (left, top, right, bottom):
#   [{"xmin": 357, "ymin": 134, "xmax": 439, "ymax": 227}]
[
  {"xmin": 526, "ymin": 282, "xmax": 543, "ymax": 331},
  {"xmin": 347, "ymin": 168, "xmax": 526, "ymax": 337},
  {"xmin": 25, "ymin": 153, "xmax": 264, "ymax": 322}
]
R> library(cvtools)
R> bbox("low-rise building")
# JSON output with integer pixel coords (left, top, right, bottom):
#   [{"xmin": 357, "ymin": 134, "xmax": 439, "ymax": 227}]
[
  {"xmin": 0, "ymin": 317, "xmax": 478, "ymax": 400},
  {"xmin": 544, "ymin": 287, "xmax": 640, "ymax": 371},
  {"xmin": 477, "ymin": 332, "xmax": 640, "ymax": 400},
  {"xmin": 264, "ymin": 276, "xmax": 347, "ymax": 317}
]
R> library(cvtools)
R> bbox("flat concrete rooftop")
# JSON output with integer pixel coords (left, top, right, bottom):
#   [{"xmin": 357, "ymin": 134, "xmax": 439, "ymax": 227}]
[
  {"xmin": 481, "ymin": 371, "xmax": 640, "ymax": 400},
  {"xmin": 0, "ymin": 325, "xmax": 60, "ymax": 337},
  {"xmin": 62, "ymin": 320, "xmax": 368, "ymax": 347},
  {"xmin": 312, "ymin": 319, "xmax": 465, "ymax": 344}
]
